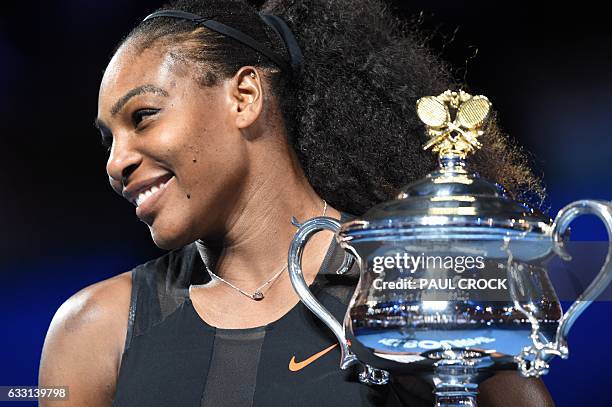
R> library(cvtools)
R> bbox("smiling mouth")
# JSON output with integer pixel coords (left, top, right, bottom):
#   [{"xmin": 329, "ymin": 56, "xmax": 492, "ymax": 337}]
[
  {"xmin": 135, "ymin": 178, "xmax": 171, "ymax": 207},
  {"xmin": 133, "ymin": 177, "xmax": 174, "ymax": 208}
]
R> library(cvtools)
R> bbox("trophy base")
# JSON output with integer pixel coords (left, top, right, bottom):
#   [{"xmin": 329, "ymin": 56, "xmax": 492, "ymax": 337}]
[
  {"xmin": 346, "ymin": 330, "xmax": 516, "ymax": 375},
  {"xmin": 346, "ymin": 331, "xmax": 517, "ymax": 407},
  {"xmin": 435, "ymin": 393, "xmax": 477, "ymax": 407},
  {"xmin": 429, "ymin": 350, "xmax": 493, "ymax": 407}
]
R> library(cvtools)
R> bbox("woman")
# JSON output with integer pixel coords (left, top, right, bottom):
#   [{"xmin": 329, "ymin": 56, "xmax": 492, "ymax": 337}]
[{"xmin": 39, "ymin": 0, "xmax": 553, "ymax": 405}]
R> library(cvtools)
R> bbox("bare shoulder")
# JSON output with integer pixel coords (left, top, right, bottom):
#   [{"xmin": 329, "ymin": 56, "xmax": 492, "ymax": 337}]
[{"xmin": 39, "ymin": 271, "xmax": 133, "ymax": 407}]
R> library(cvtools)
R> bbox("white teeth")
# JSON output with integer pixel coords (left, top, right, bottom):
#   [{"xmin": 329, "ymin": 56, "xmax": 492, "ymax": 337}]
[
  {"xmin": 134, "ymin": 180, "xmax": 169, "ymax": 207},
  {"xmin": 136, "ymin": 193, "xmax": 147, "ymax": 207}
]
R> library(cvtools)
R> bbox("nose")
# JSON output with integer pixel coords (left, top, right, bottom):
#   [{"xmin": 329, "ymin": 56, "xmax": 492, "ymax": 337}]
[{"xmin": 106, "ymin": 136, "xmax": 142, "ymax": 188}]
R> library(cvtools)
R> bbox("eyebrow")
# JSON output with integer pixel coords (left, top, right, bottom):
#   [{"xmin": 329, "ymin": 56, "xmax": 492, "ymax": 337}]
[
  {"xmin": 111, "ymin": 84, "xmax": 169, "ymax": 116},
  {"xmin": 94, "ymin": 84, "xmax": 169, "ymax": 130}
]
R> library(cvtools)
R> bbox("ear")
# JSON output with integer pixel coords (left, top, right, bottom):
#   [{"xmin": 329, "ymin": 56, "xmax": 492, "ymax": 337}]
[{"xmin": 231, "ymin": 66, "xmax": 263, "ymax": 129}]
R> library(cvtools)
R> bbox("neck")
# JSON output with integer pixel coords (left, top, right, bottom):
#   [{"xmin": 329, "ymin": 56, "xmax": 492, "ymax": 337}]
[{"xmin": 196, "ymin": 137, "xmax": 341, "ymax": 291}]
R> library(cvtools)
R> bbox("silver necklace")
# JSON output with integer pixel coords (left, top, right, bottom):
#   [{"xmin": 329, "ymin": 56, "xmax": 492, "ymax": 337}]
[{"xmin": 204, "ymin": 200, "xmax": 328, "ymax": 301}]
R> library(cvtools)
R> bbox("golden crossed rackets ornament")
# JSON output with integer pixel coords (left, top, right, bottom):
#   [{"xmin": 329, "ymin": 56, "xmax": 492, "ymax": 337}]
[{"xmin": 417, "ymin": 90, "xmax": 492, "ymax": 159}]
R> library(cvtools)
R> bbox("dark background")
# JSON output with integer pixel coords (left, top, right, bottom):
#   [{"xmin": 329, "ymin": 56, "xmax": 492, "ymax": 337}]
[{"xmin": 1, "ymin": 1, "xmax": 611, "ymax": 405}]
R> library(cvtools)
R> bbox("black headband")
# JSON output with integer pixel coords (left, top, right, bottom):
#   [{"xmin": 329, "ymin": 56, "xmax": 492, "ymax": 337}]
[{"xmin": 141, "ymin": 10, "xmax": 303, "ymax": 76}]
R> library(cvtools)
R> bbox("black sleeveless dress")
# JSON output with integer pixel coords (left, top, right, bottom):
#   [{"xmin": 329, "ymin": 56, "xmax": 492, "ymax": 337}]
[{"xmin": 111, "ymin": 216, "xmax": 433, "ymax": 407}]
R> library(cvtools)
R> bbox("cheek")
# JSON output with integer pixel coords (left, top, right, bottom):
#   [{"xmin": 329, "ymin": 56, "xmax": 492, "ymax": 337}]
[
  {"xmin": 150, "ymin": 93, "xmax": 246, "ymax": 240},
  {"xmin": 174, "ymin": 121, "xmax": 246, "ymax": 200},
  {"xmin": 147, "ymin": 168, "xmax": 233, "ymax": 249},
  {"xmin": 179, "ymin": 153, "xmax": 245, "ymax": 203},
  {"xmin": 162, "ymin": 143, "xmax": 248, "ymax": 241}
]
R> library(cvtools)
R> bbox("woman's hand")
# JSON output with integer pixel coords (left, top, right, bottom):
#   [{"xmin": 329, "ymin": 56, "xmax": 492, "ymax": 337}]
[
  {"xmin": 388, "ymin": 370, "xmax": 554, "ymax": 406},
  {"xmin": 478, "ymin": 371, "xmax": 554, "ymax": 407}
]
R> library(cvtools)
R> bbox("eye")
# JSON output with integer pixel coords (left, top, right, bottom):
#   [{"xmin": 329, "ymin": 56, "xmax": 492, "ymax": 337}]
[
  {"xmin": 132, "ymin": 108, "xmax": 160, "ymax": 127},
  {"xmin": 101, "ymin": 136, "xmax": 112, "ymax": 151},
  {"xmin": 99, "ymin": 130, "xmax": 113, "ymax": 153}
]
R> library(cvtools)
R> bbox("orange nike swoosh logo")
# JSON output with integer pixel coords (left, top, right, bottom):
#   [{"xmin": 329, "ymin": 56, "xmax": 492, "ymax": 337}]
[{"xmin": 289, "ymin": 343, "xmax": 338, "ymax": 372}]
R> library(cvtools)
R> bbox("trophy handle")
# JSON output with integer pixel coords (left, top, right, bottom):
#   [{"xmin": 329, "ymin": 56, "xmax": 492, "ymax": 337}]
[
  {"xmin": 288, "ymin": 216, "xmax": 391, "ymax": 385},
  {"xmin": 288, "ymin": 216, "xmax": 359, "ymax": 370},
  {"xmin": 552, "ymin": 200, "xmax": 612, "ymax": 353},
  {"xmin": 517, "ymin": 200, "xmax": 612, "ymax": 377}
]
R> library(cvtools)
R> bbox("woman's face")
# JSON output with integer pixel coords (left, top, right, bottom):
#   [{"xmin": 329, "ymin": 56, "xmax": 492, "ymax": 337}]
[{"xmin": 96, "ymin": 42, "xmax": 250, "ymax": 249}]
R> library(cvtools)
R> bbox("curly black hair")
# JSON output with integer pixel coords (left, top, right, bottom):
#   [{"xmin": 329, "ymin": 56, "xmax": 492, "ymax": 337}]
[{"xmin": 117, "ymin": 0, "xmax": 545, "ymax": 215}]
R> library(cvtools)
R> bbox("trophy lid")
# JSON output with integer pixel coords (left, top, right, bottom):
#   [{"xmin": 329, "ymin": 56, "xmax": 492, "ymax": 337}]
[{"xmin": 340, "ymin": 90, "xmax": 553, "ymax": 241}]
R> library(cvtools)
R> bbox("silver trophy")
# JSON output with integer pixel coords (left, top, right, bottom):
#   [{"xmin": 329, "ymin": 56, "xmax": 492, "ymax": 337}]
[{"xmin": 288, "ymin": 90, "xmax": 612, "ymax": 406}]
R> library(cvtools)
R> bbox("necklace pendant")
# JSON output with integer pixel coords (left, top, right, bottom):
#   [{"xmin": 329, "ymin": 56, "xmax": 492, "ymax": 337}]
[{"xmin": 252, "ymin": 291, "xmax": 264, "ymax": 301}]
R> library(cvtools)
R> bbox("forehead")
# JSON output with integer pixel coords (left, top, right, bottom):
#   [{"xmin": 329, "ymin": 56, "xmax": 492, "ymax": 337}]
[{"xmin": 98, "ymin": 42, "xmax": 191, "ymax": 113}]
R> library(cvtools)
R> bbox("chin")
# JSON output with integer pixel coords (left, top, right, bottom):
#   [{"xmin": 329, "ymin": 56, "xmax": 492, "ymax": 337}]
[{"xmin": 148, "ymin": 224, "xmax": 193, "ymax": 251}]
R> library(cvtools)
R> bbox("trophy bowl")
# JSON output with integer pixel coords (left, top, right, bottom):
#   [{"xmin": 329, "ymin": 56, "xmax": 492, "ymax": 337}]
[{"xmin": 287, "ymin": 90, "xmax": 612, "ymax": 406}]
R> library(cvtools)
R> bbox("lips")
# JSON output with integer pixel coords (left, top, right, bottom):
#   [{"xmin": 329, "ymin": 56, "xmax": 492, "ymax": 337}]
[
  {"xmin": 123, "ymin": 173, "xmax": 174, "ymax": 205},
  {"xmin": 135, "ymin": 176, "xmax": 174, "ymax": 220},
  {"xmin": 122, "ymin": 173, "xmax": 174, "ymax": 220},
  {"xmin": 134, "ymin": 178, "xmax": 169, "ymax": 207}
]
